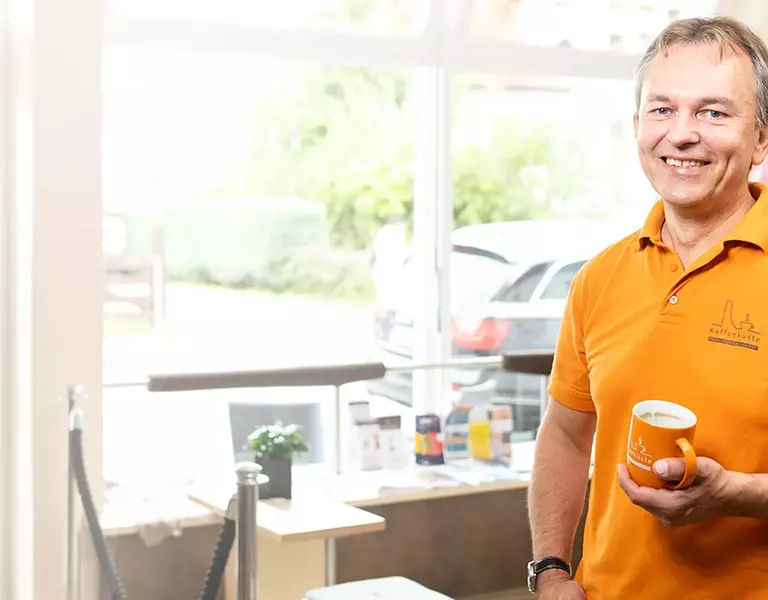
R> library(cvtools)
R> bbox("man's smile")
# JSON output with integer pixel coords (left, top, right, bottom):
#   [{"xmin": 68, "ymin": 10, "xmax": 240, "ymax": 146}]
[{"xmin": 661, "ymin": 156, "xmax": 712, "ymax": 172}]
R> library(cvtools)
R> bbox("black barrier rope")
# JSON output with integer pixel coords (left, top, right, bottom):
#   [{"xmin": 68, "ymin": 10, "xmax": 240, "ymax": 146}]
[{"xmin": 70, "ymin": 421, "xmax": 235, "ymax": 600}]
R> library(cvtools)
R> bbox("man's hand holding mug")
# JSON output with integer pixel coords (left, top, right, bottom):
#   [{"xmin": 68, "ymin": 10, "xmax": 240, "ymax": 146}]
[{"xmin": 618, "ymin": 399, "xmax": 731, "ymax": 527}]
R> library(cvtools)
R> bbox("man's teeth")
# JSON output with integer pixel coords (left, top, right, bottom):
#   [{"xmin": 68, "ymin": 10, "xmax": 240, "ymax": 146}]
[{"xmin": 665, "ymin": 158, "xmax": 706, "ymax": 167}]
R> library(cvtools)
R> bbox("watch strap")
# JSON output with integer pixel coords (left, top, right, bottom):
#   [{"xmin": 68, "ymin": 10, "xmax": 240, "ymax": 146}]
[
  {"xmin": 527, "ymin": 556, "xmax": 572, "ymax": 593},
  {"xmin": 534, "ymin": 556, "xmax": 572, "ymax": 577}
]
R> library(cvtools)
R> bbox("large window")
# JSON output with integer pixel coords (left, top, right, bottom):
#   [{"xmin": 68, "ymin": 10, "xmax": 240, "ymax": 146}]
[
  {"xmin": 102, "ymin": 48, "xmax": 421, "ymax": 485},
  {"xmin": 101, "ymin": 0, "xmax": 727, "ymax": 488},
  {"xmin": 103, "ymin": 50, "xmax": 414, "ymax": 375}
]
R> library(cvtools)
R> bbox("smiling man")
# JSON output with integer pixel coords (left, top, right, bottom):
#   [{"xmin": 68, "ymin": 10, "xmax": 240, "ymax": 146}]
[{"xmin": 527, "ymin": 17, "xmax": 768, "ymax": 600}]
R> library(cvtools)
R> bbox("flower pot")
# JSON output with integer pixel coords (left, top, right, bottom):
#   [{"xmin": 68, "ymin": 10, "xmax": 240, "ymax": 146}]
[{"xmin": 255, "ymin": 456, "xmax": 292, "ymax": 499}]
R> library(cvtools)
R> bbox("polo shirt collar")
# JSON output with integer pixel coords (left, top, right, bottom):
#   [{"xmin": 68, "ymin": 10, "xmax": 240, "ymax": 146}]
[
  {"xmin": 637, "ymin": 200, "xmax": 665, "ymax": 248},
  {"xmin": 636, "ymin": 181, "xmax": 768, "ymax": 252}
]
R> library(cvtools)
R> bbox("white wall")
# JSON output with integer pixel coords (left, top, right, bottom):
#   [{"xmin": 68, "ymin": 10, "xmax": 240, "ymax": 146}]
[{"xmin": 1, "ymin": 0, "xmax": 103, "ymax": 598}]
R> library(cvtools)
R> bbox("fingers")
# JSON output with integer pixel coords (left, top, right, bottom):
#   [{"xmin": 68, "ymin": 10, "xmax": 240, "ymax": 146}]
[
  {"xmin": 653, "ymin": 458, "xmax": 687, "ymax": 482},
  {"xmin": 617, "ymin": 463, "xmax": 639, "ymax": 493},
  {"xmin": 693, "ymin": 457, "xmax": 720, "ymax": 479},
  {"xmin": 617, "ymin": 464, "xmax": 678, "ymax": 509},
  {"xmin": 617, "ymin": 460, "xmax": 729, "ymax": 528},
  {"xmin": 618, "ymin": 464, "xmax": 653, "ymax": 505},
  {"xmin": 618, "ymin": 464, "xmax": 656, "ymax": 507},
  {"xmin": 655, "ymin": 456, "xmax": 723, "ymax": 485}
]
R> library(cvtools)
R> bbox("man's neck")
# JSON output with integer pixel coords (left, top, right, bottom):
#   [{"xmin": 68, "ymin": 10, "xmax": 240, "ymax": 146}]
[{"xmin": 661, "ymin": 187, "xmax": 756, "ymax": 268}]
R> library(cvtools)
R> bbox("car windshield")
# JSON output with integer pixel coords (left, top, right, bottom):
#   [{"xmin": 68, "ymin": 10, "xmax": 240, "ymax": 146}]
[
  {"xmin": 540, "ymin": 261, "xmax": 586, "ymax": 300},
  {"xmin": 450, "ymin": 249, "xmax": 518, "ymax": 310},
  {"xmin": 493, "ymin": 261, "xmax": 553, "ymax": 303},
  {"xmin": 377, "ymin": 247, "xmax": 524, "ymax": 313}
]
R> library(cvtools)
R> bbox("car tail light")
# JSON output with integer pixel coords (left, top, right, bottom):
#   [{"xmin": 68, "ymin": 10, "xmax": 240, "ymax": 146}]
[{"xmin": 452, "ymin": 317, "xmax": 512, "ymax": 351}]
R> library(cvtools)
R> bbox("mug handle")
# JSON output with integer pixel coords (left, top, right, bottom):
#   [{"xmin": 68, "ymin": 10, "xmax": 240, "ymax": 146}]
[{"xmin": 672, "ymin": 437, "xmax": 697, "ymax": 489}]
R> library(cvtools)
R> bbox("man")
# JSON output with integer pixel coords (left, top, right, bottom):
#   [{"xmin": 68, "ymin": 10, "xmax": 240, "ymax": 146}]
[{"xmin": 528, "ymin": 16, "xmax": 768, "ymax": 599}]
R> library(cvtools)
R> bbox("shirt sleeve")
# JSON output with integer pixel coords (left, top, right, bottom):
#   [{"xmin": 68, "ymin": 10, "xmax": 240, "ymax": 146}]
[{"xmin": 547, "ymin": 265, "xmax": 595, "ymax": 412}]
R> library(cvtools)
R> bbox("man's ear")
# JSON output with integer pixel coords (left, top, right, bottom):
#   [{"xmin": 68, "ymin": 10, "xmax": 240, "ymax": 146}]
[
  {"xmin": 753, "ymin": 123, "xmax": 768, "ymax": 166},
  {"xmin": 633, "ymin": 113, "xmax": 639, "ymax": 138}
]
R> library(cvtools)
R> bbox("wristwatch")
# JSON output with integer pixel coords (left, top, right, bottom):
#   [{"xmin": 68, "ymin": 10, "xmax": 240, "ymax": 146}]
[{"xmin": 527, "ymin": 556, "xmax": 572, "ymax": 593}]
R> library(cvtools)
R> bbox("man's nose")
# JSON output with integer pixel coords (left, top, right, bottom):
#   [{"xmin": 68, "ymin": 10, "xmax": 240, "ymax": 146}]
[{"xmin": 667, "ymin": 113, "xmax": 701, "ymax": 146}]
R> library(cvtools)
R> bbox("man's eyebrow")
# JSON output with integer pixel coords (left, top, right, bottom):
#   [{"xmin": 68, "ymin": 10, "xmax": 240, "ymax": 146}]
[
  {"xmin": 645, "ymin": 93, "xmax": 735, "ymax": 108},
  {"xmin": 699, "ymin": 96, "xmax": 736, "ymax": 108}
]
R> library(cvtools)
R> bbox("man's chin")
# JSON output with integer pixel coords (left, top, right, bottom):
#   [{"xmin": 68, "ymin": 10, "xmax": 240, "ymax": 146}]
[
  {"xmin": 660, "ymin": 193, "xmax": 708, "ymax": 208},
  {"xmin": 655, "ymin": 182, "xmax": 710, "ymax": 207},
  {"xmin": 661, "ymin": 189, "xmax": 704, "ymax": 201}
]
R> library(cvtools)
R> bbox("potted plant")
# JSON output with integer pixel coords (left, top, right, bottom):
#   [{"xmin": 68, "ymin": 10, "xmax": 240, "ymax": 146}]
[{"xmin": 247, "ymin": 422, "xmax": 308, "ymax": 499}]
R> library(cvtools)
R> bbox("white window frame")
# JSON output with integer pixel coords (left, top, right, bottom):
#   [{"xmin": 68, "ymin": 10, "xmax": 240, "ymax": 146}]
[{"xmin": 410, "ymin": 0, "xmax": 455, "ymax": 417}]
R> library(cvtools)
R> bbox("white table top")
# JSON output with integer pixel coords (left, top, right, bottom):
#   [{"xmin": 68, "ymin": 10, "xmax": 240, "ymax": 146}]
[
  {"xmin": 188, "ymin": 442, "xmax": 537, "ymax": 542},
  {"xmin": 103, "ymin": 442, "xmax": 538, "ymax": 540}
]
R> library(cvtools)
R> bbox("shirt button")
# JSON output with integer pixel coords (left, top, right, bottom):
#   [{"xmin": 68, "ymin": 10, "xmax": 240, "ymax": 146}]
[
  {"xmin": 671, "ymin": 264, "xmax": 679, "ymax": 272},
  {"xmin": 669, "ymin": 295, "xmax": 679, "ymax": 305}
]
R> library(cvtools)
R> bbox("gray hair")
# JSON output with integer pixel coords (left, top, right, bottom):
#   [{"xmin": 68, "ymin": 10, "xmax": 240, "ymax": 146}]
[{"xmin": 635, "ymin": 17, "xmax": 768, "ymax": 128}]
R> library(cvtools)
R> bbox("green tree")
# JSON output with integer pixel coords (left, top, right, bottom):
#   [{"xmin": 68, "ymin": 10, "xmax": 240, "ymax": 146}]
[
  {"xmin": 223, "ymin": 67, "xmax": 591, "ymax": 250},
  {"xmin": 453, "ymin": 118, "xmax": 590, "ymax": 225},
  {"xmin": 232, "ymin": 66, "xmax": 413, "ymax": 248}
]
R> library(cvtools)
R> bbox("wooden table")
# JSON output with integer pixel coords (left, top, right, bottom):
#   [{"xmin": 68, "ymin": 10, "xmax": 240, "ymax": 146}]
[
  {"xmin": 189, "ymin": 443, "xmax": 545, "ymax": 600},
  {"xmin": 190, "ymin": 475, "xmax": 387, "ymax": 600}
]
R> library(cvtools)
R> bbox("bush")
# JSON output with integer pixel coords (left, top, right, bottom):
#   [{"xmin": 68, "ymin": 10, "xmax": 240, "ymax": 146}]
[
  {"xmin": 256, "ymin": 248, "xmax": 375, "ymax": 302},
  {"xmin": 108, "ymin": 197, "xmax": 330, "ymax": 286}
]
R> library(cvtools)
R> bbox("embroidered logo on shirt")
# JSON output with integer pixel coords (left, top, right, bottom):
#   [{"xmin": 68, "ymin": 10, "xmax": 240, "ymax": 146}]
[{"xmin": 709, "ymin": 300, "xmax": 761, "ymax": 351}]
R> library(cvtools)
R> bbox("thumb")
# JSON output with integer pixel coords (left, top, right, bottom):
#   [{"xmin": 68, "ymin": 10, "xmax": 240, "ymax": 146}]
[{"xmin": 653, "ymin": 458, "xmax": 687, "ymax": 482}]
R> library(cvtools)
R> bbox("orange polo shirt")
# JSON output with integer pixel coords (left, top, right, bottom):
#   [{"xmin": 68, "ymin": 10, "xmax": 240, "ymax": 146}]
[{"xmin": 549, "ymin": 182, "xmax": 768, "ymax": 599}]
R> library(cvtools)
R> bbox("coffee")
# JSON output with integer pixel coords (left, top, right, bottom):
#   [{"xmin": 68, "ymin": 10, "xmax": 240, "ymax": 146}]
[{"xmin": 638, "ymin": 411, "xmax": 684, "ymax": 427}]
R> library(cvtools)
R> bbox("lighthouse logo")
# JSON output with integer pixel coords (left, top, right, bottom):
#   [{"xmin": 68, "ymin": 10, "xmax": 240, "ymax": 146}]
[{"xmin": 708, "ymin": 299, "xmax": 760, "ymax": 351}]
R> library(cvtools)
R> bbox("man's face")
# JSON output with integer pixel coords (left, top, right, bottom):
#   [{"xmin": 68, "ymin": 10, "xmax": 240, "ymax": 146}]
[{"xmin": 634, "ymin": 43, "xmax": 768, "ymax": 209}]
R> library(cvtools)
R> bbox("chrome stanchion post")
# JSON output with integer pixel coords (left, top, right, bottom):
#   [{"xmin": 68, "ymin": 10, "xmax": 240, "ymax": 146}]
[
  {"xmin": 324, "ymin": 536, "xmax": 337, "ymax": 587},
  {"xmin": 236, "ymin": 462, "xmax": 262, "ymax": 600},
  {"xmin": 67, "ymin": 385, "xmax": 87, "ymax": 600},
  {"xmin": 324, "ymin": 384, "xmax": 342, "ymax": 587},
  {"xmin": 332, "ymin": 384, "xmax": 342, "ymax": 476}
]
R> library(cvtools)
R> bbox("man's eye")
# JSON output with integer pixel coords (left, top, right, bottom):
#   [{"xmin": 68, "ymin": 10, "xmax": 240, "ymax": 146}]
[
  {"xmin": 705, "ymin": 110, "xmax": 725, "ymax": 119},
  {"xmin": 652, "ymin": 107, "xmax": 670, "ymax": 116}
]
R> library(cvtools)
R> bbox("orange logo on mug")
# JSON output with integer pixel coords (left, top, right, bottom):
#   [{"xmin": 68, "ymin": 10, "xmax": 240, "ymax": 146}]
[{"xmin": 626, "ymin": 400, "xmax": 697, "ymax": 489}]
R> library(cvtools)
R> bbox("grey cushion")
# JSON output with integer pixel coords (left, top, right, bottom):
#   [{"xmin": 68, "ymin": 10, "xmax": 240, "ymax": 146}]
[{"xmin": 304, "ymin": 576, "xmax": 454, "ymax": 599}]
